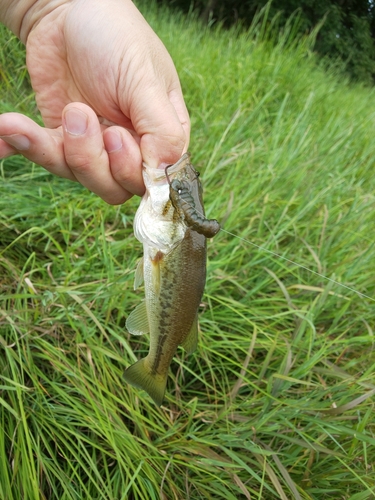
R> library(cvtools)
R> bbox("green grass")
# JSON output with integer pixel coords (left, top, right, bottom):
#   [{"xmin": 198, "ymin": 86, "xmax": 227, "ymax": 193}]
[{"xmin": 1, "ymin": 3, "xmax": 375, "ymax": 499}]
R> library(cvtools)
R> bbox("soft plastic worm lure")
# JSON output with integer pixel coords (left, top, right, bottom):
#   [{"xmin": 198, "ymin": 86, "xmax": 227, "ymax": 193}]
[{"xmin": 165, "ymin": 165, "xmax": 220, "ymax": 238}]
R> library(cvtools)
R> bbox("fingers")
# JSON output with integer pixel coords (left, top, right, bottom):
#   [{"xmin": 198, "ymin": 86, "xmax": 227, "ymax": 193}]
[
  {"xmin": 61, "ymin": 103, "xmax": 136, "ymax": 204},
  {"xmin": 0, "ymin": 104, "xmax": 145, "ymax": 204},
  {"xmin": 0, "ymin": 135, "xmax": 24, "ymax": 158},
  {"xmin": 117, "ymin": 39, "xmax": 190, "ymax": 170},
  {"xmin": 0, "ymin": 112, "xmax": 75, "ymax": 179},
  {"xmin": 132, "ymin": 84, "xmax": 190, "ymax": 169},
  {"xmin": 103, "ymin": 127, "xmax": 144, "ymax": 197}
]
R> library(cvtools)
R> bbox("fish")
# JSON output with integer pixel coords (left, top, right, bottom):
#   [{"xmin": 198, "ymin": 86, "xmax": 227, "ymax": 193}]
[{"xmin": 124, "ymin": 152, "xmax": 220, "ymax": 406}]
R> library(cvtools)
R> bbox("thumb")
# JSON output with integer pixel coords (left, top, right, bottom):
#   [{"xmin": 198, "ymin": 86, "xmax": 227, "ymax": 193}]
[{"xmin": 132, "ymin": 86, "xmax": 190, "ymax": 168}]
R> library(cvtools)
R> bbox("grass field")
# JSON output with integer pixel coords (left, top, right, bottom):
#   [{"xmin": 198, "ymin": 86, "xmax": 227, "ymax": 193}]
[{"xmin": 1, "ymin": 2, "xmax": 375, "ymax": 499}]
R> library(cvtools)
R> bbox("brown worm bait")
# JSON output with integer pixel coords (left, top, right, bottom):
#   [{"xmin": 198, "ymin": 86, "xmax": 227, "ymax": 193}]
[{"xmin": 167, "ymin": 175, "xmax": 221, "ymax": 238}]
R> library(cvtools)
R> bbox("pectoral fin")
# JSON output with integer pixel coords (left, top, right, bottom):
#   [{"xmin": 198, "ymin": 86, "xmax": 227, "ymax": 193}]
[
  {"xmin": 126, "ymin": 300, "xmax": 149, "ymax": 336},
  {"xmin": 134, "ymin": 257, "xmax": 144, "ymax": 290},
  {"xmin": 181, "ymin": 315, "xmax": 199, "ymax": 354}
]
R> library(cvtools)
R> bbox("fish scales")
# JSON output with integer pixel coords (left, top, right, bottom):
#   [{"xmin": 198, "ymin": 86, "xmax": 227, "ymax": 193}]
[
  {"xmin": 124, "ymin": 153, "xmax": 219, "ymax": 406},
  {"xmin": 146, "ymin": 229, "xmax": 206, "ymax": 375}
]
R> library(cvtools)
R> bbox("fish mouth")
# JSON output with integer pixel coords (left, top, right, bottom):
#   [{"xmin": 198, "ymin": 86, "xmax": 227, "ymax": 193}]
[{"xmin": 142, "ymin": 152, "xmax": 192, "ymax": 186}]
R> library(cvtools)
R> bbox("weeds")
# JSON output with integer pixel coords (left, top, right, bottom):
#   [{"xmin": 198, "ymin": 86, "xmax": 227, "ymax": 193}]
[{"xmin": 1, "ymin": 2, "xmax": 375, "ymax": 498}]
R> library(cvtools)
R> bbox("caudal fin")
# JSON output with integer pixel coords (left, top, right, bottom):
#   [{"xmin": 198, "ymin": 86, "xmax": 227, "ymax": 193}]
[{"xmin": 124, "ymin": 357, "xmax": 167, "ymax": 406}]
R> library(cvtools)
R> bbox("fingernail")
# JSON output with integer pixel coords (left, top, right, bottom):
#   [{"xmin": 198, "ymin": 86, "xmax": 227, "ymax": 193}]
[
  {"xmin": 0, "ymin": 134, "xmax": 30, "ymax": 151},
  {"xmin": 104, "ymin": 129, "xmax": 122, "ymax": 153},
  {"xmin": 64, "ymin": 108, "xmax": 88, "ymax": 136}
]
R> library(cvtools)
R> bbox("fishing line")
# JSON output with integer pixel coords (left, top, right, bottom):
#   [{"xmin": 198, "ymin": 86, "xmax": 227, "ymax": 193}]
[
  {"xmin": 177, "ymin": 187, "xmax": 374, "ymax": 302},
  {"xmin": 169, "ymin": 167, "xmax": 374, "ymax": 303},
  {"xmin": 218, "ymin": 227, "xmax": 375, "ymax": 302}
]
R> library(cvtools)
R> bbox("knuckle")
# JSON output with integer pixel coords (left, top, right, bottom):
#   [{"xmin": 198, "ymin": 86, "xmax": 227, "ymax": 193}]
[
  {"xmin": 65, "ymin": 152, "xmax": 93, "ymax": 174},
  {"xmin": 41, "ymin": 154, "xmax": 60, "ymax": 171},
  {"xmin": 111, "ymin": 166, "xmax": 133, "ymax": 185},
  {"xmin": 65, "ymin": 148, "xmax": 107, "ymax": 176},
  {"xmin": 163, "ymin": 131, "xmax": 186, "ymax": 151},
  {"xmin": 103, "ymin": 191, "xmax": 132, "ymax": 206}
]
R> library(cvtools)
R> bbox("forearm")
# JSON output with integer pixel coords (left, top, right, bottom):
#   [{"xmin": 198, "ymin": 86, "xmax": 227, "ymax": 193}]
[{"xmin": 0, "ymin": 0, "xmax": 67, "ymax": 42}]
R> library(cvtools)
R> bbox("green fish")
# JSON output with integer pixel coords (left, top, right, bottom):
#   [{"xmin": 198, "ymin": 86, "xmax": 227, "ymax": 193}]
[{"xmin": 124, "ymin": 153, "xmax": 220, "ymax": 406}]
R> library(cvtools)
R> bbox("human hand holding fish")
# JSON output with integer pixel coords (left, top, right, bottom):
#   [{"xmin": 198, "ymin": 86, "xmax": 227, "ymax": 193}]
[{"xmin": 0, "ymin": 0, "xmax": 189, "ymax": 205}]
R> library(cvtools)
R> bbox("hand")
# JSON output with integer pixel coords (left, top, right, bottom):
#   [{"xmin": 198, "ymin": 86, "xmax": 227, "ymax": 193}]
[{"xmin": 0, "ymin": 0, "xmax": 190, "ymax": 204}]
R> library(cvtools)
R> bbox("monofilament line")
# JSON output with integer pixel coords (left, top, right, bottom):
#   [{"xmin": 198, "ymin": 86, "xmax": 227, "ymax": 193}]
[
  {"xmin": 173, "ymin": 186, "xmax": 374, "ymax": 302},
  {"xmin": 219, "ymin": 227, "xmax": 375, "ymax": 302}
]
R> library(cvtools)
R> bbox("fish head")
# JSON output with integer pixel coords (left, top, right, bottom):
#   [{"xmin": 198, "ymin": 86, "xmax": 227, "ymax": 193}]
[
  {"xmin": 133, "ymin": 154, "xmax": 195, "ymax": 252},
  {"xmin": 164, "ymin": 153, "xmax": 205, "ymax": 214}
]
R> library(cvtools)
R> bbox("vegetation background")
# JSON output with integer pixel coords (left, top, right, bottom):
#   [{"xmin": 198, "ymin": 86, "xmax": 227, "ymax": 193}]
[
  {"xmin": 1, "ymin": 1, "xmax": 375, "ymax": 499},
  {"xmin": 162, "ymin": 0, "xmax": 375, "ymax": 85}
]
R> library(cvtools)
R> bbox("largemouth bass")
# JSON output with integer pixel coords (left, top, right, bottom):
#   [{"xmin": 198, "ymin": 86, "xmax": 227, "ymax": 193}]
[{"xmin": 124, "ymin": 153, "xmax": 220, "ymax": 406}]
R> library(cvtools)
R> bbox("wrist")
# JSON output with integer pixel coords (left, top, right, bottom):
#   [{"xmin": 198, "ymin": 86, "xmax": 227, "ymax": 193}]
[{"xmin": 0, "ymin": 0, "xmax": 69, "ymax": 43}]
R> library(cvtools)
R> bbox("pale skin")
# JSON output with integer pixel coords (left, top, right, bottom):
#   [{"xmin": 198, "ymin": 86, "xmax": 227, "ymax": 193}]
[{"xmin": 0, "ymin": 0, "xmax": 190, "ymax": 204}]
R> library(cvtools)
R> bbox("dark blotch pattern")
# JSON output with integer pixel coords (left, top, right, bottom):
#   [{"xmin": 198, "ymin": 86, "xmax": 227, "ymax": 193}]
[{"xmin": 169, "ymin": 180, "xmax": 221, "ymax": 238}]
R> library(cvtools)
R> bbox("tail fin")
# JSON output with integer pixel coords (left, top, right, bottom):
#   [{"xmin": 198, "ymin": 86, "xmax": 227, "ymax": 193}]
[{"xmin": 124, "ymin": 357, "xmax": 167, "ymax": 406}]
